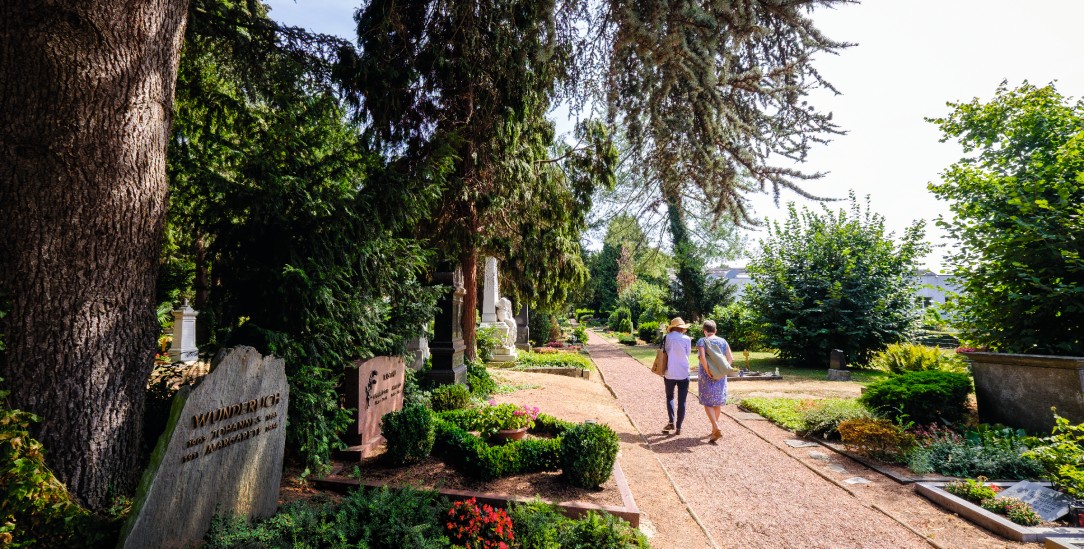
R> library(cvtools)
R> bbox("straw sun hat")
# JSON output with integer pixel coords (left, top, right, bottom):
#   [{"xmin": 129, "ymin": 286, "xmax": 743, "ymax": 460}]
[{"xmin": 667, "ymin": 317, "xmax": 690, "ymax": 332}]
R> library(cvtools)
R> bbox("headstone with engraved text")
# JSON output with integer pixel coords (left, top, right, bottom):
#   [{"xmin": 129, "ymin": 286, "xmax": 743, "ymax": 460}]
[
  {"xmin": 120, "ymin": 346, "xmax": 288, "ymax": 548},
  {"xmin": 997, "ymin": 480, "xmax": 1073, "ymax": 522},
  {"xmin": 341, "ymin": 356, "xmax": 406, "ymax": 459}
]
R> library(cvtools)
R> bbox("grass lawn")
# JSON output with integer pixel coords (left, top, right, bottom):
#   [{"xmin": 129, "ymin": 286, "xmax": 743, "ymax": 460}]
[{"xmin": 620, "ymin": 345, "xmax": 891, "ymax": 385}]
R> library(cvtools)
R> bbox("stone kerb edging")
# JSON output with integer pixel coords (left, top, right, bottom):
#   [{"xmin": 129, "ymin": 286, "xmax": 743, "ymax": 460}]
[
  {"xmin": 491, "ymin": 366, "xmax": 591, "ymax": 380},
  {"xmin": 119, "ymin": 346, "xmax": 289, "ymax": 549},
  {"xmin": 313, "ymin": 461, "xmax": 640, "ymax": 526},
  {"xmin": 915, "ymin": 482, "xmax": 1084, "ymax": 543}
]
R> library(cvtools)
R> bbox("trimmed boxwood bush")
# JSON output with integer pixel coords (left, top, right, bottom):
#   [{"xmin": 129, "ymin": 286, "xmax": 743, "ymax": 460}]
[
  {"xmin": 429, "ymin": 383, "xmax": 472, "ymax": 412},
  {"xmin": 859, "ymin": 370, "xmax": 972, "ymax": 425},
  {"xmin": 617, "ymin": 334, "xmax": 637, "ymax": 346},
  {"xmin": 515, "ymin": 351, "xmax": 593, "ymax": 370},
  {"xmin": 382, "ymin": 404, "xmax": 435, "ymax": 465},
  {"xmin": 432, "ymin": 417, "xmax": 562, "ymax": 480},
  {"xmin": 638, "ymin": 321, "xmax": 660, "ymax": 344},
  {"xmin": 560, "ymin": 422, "xmax": 619, "ymax": 488}
]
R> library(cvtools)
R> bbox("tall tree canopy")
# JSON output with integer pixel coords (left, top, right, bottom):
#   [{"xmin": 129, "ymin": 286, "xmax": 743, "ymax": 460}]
[
  {"xmin": 929, "ymin": 82, "xmax": 1084, "ymax": 355},
  {"xmin": 745, "ymin": 195, "xmax": 928, "ymax": 366}
]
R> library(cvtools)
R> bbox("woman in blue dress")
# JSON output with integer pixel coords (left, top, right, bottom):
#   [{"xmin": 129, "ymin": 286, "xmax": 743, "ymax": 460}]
[{"xmin": 696, "ymin": 319, "xmax": 734, "ymax": 443}]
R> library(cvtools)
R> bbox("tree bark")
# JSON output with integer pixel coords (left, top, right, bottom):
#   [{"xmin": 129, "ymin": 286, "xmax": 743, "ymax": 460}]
[
  {"xmin": 460, "ymin": 248, "xmax": 478, "ymax": 361},
  {"xmin": 0, "ymin": 0, "xmax": 189, "ymax": 509}
]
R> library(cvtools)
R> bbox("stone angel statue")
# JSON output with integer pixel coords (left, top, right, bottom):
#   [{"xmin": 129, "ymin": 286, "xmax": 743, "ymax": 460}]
[{"xmin": 496, "ymin": 297, "xmax": 517, "ymax": 347}]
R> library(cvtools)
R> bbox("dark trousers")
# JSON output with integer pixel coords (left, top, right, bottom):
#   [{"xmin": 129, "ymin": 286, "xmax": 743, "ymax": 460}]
[{"xmin": 664, "ymin": 378, "xmax": 690, "ymax": 428}]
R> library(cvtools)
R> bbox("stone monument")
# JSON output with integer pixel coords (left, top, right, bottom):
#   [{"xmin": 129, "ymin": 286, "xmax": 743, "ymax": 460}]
[
  {"xmin": 827, "ymin": 349, "xmax": 851, "ymax": 381},
  {"xmin": 340, "ymin": 356, "xmax": 405, "ymax": 459},
  {"xmin": 169, "ymin": 301, "xmax": 199, "ymax": 364},
  {"xmin": 515, "ymin": 304, "xmax": 530, "ymax": 350},
  {"xmin": 478, "ymin": 257, "xmax": 517, "ymax": 362},
  {"xmin": 404, "ymin": 325, "xmax": 429, "ymax": 371},
  {"xmin": 120, "ymin": 346, "xmax": 289, "ymax": 548},
  {"xmin": 427, "ymin": 263, "xmax": 467, "ymax": 385}
]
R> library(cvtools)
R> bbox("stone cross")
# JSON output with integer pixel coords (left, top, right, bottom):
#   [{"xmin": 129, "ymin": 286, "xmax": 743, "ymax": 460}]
[{"xmin": 481, "ymin": 256, "xmax": 499, "ymax": 323}]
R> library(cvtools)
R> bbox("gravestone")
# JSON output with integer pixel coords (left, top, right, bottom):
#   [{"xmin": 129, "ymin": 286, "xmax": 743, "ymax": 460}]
[
  {"xmin": 428, "ymin": 263, "xmax": 467, "ymax": 385},
  {"xmin": 515, "ymin": 304, "xmax": 530, "ymax": 350},
  {"xmin": 120, "ymin": 346, "xmax": 288, "ymax": 548},
  {"xmin": 478, "ymin": 257, "xmax": 517, "ymax": 362},
  {"xmin": 998, "ymin": 481, "xmax": 1073, "ymax": 522},
  {"xmin": 340, "ymin": 356, "xmax": 405, "ymax": 459},
  {"xmin": 405, "ymin": 326, "xmax": 429, "ymax": 371},
  {"xmin": 169, "ymin": 301, "xmax": 199, "ymax": 363},
  {"xmin": 830, "ymin": 349, "xmax": 846, "ymax": 369}
]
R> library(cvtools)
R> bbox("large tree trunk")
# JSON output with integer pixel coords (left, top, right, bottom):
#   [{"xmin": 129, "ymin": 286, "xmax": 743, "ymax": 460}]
[
  {"xmin": 460, "ymin": 248, "xmax": 478, "ymax": 361},
  {"xmin": 0, "ymin": 0, "xmax": 189, "ymax": 509}
]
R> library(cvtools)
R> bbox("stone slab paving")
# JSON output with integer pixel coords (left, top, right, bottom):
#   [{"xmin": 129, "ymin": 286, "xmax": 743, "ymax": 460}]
[{"xmin": 587, "ymin": 331, "xmax": 931, "ymax": 548}]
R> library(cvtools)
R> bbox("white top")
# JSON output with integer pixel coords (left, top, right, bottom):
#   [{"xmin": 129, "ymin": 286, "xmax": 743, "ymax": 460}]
[{"xmin": 663, "ymin": 331, "xmax": 692, "ymax": 380}]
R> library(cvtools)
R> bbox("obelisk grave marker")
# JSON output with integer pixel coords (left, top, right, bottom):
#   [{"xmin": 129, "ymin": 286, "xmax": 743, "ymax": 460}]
[{"xmin": 120, "ymin": 346, "xmax": 289, "ymax": 548}]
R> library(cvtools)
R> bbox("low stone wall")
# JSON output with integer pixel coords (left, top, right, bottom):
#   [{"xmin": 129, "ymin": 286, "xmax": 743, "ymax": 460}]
[{"xmin": 968, "ymin": 352, "xmax": 1084, "ymax": 434}]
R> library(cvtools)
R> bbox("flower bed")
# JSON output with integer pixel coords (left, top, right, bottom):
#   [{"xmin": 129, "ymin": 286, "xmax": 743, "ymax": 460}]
[{"xmin": 915, "ymin": 481, "xmax": 1084, "ymax": 543}]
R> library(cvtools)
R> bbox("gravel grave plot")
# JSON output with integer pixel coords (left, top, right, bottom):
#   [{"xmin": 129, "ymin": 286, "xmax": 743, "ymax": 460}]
[{"xmin": 587, "ymin": 331, "xmax": 935, "ymax": 549}]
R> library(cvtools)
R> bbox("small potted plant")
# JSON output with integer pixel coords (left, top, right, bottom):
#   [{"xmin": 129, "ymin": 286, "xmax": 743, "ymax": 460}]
[{"xmin": 480, "ymin": 402, "xmax": 539, "ymax": 441}]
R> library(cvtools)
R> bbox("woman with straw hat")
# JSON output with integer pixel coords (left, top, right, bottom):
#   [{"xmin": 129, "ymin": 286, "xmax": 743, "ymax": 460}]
[{"xmin": 661, "ymin": 317, "xmax": 692, "ymax": 435}]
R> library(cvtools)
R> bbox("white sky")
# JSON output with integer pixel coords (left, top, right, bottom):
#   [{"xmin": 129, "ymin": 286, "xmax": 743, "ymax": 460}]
[{"xmin": 263, "ymin": 0, "xmax": 1084, "ymax": 271}]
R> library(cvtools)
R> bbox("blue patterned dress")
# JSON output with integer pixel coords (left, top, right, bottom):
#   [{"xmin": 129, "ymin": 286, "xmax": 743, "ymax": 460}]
[{"xmin": 696, "ymin": 336, "xmax": 729, "ymax": 406}]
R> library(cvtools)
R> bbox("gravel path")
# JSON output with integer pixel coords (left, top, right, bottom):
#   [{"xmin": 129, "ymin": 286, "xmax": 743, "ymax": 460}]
[{"xmin": 587, "ymin": 330, "xmax": 932, "ymax": 549}]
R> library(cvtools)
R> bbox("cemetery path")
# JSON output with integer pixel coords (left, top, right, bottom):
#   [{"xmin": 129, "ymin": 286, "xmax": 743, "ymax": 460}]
[{"xmin": 585, "ymin": 330, "xmax": 1027, "ymax": 549}]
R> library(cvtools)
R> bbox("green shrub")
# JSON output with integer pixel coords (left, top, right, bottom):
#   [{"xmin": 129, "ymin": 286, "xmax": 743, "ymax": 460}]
[
  {"xmin": 466, "ymin": 360, "xmax": 496, "ymax": 399},
  {"xmin": 607, "ymin": 307, "xmax": 632, "ymax": 331},
  {"xmin": 575, "ymin": 308, "xmax": 595, "ymax": 322},
  {"xmin": 560, "ymin": 423, "xmax": 619, "ymax": 488},
  {"xmin": 571, "ymin": 325, "xmax": 588, "ymax": 345},
  {"xmin": 432, "ymin": 418, "xmax": 561, "ymax": 480},
  {"xmin": 532, "ymin": 413, "xmax": 576, "ymax": 436},
  {"xmin": 516, "ymin": 351, "xmax": 593, "ymax": 370},
  {"xmin": 617, "ymin": 317, "xmax": 633, "ymax": 334},
  {"xmin": 0, "ymin": 381, "xmax": 114, "ymax": 548},
  {"xmin": 800, "ymin": 399, "xmax": 872, "ymax": 439},
  {"xmin": 871, "ymin": 343, "xmax": 966, "ymax": 374},
  {"xmin": 943, "ymin": 477, "xmax": 999, "ymax": 503},
  {"xmin": 738, "ymin": 397, "xmax": 808, "ymax": 432},
  {"xmin": 507, "ymin": 500, "xmax": 568, "ymax": 549},
  {"xmin": 476, "ymin": 325, "xmax": 505, "ymax": 362},
  {"xmin": 710, "ymin": 302, "xmax": 767, "ymax": 351},
  {"xmin": 638, "ymin": 321, "xmax": 660, "ymax": 344},
  {"xmin": 402, "ymin": 366, "xmax": 432, "ymax": 408},
  {"xmin": 429, "ymin": 383, "xmax": 472, "ymax": 412},
  {"xmin": 980, "ymin": 496, "xmax": 1041, "ymax": 526},
  {"xmin": 908, "ymin": 424, "xmax": 1043, "ymax": 479},
  {"xmin": 837, "ymin": 417, "xmax": 916, "ymax": 464},
  {"xmin": 617, "ymin": 334, "xmax": 637, "ymax": 346},
  {"xmin": 205, "ymin": 485, "xmax": 449, "ymax": 548},
  {"xmin": 859, "ymin": 370, "xmax": 972, "ymax": 425},
  {"xmin": 382, "ymin": 404, "xmax": 435, "ymax": 465},
  {"xmin": 685, "ymin": 324, "xmax": 704, "ymax": 343},
  {"xmin": 562, "ymin": 511, "xmax": 648, "ymax": 548},
  {"xmin": 1023, "ymin": 412, "xmax": 1084, "ymax": 499}
]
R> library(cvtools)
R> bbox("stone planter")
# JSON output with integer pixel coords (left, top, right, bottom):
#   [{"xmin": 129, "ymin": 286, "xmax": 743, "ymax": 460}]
[
  {"xmin": 496, "ymin": 427, "xmax": 528, "ymax": 441},
  {"xmin": 967, "ymin": 352, "xmax": 1084, "ymax": 434}
]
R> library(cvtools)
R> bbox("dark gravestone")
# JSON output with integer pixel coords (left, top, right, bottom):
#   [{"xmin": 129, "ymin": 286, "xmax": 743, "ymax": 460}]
[
  {"xmin": 120, "ymin": 346, "xmax": 288, "ymax": 548},
  {"xmin": 515, "ymin": 304, "xmax": 530, "ymax": 350},
  {"xmin": 340, "ymin": 356, "xmax": 406, "ymax": 459},
  {"xmin": 998, "ymin": 481, "xmax": 1073, "ymax": 522},
  {"xmin": 428, "ymin": 264, "xmax": 467, "ymax": 385},
  {"xmin": 830, "ymin": 349, "xmax": 846, "ymax": 369}
]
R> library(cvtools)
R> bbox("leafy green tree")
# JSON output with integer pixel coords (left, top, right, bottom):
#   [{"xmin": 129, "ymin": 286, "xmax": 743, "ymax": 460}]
[
  {"xmin": 745, "ymin": 195, "xmax": 929, "ymax": 366},
  {"xmin": 929, "ymin": 82, "xmax": 1084, "ymax": 355},
  {"xmin": 616, "ymin": 280, "xmax": 670, "ymax": 325}
]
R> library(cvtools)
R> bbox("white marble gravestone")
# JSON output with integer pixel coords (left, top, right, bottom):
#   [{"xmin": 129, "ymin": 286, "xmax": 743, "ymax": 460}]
[
  {"xmin": 478, "ymin": 257, "xmax": 517, "ymax": 362},
  {"xmin": 169, "ymin": 301, "xmax": 199, "ymax": 363},
  {"xmin": 120, "ymin": 346, "xmax": 289, "ymax": 548}
]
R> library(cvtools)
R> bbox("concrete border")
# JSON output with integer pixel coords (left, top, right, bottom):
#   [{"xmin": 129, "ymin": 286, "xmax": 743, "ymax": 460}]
[{"xmin": 915, "ymin": 481, "xmax": 1084, "ymax": 543}]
